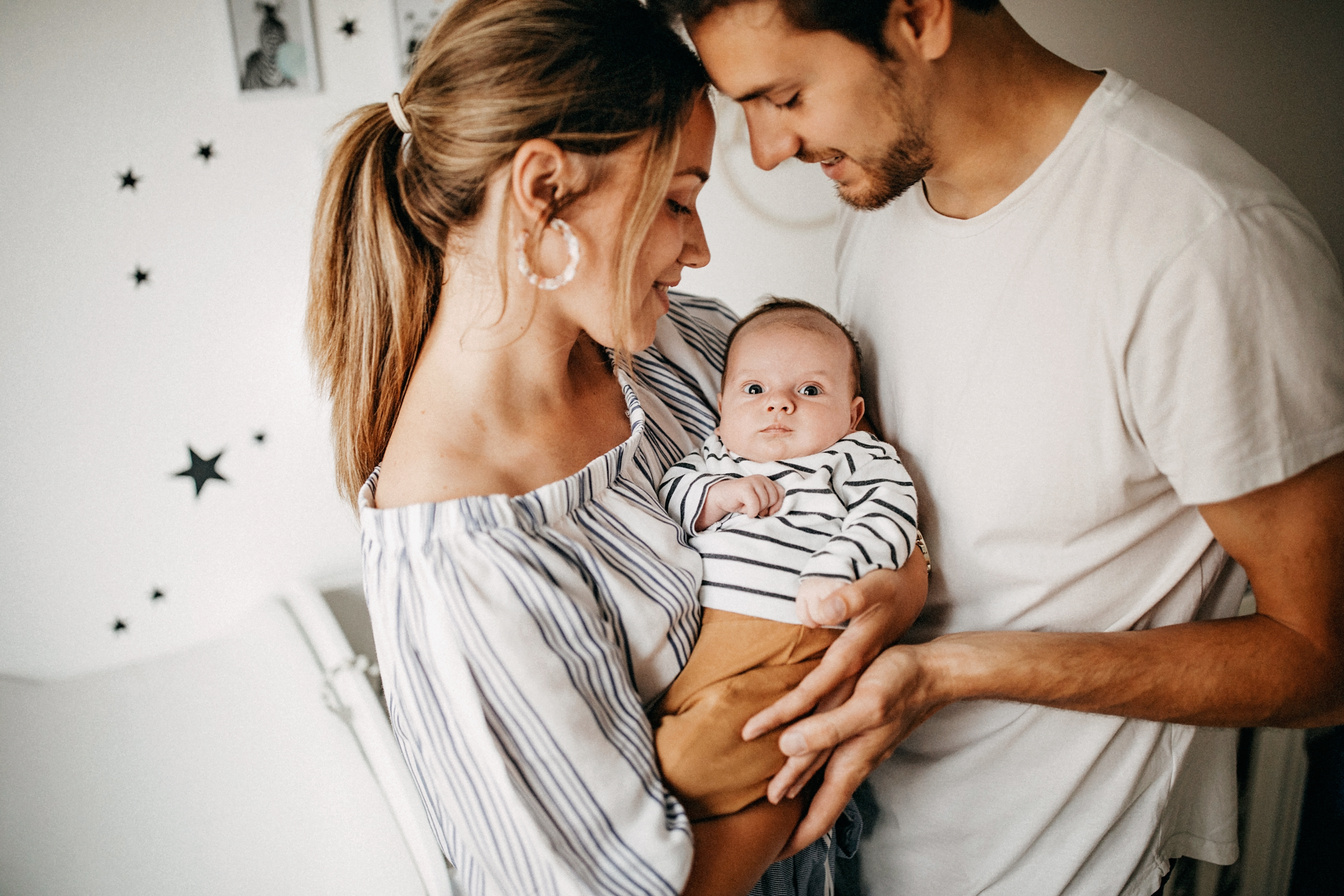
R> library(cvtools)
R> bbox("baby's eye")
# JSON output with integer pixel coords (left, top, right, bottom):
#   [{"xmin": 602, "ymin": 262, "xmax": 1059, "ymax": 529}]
[
  {"xmin": 798, "ymin": 384, "xmax": 821, "ymax": 396},
  {"xmin": 744, "ymin": 383, "xmax": 764, "ymax": 395}
]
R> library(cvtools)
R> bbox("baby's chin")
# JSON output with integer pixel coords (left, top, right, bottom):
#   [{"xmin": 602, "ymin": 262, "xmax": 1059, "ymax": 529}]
[{"xmin": 721, "ymin": 434, "xmax": 844, "ymax": 463}]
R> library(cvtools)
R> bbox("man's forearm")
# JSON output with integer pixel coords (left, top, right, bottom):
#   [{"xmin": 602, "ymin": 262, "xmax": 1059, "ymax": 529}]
[{"xmin": 919, "ymin": 612, "xmax": 1344, "ymax": 728}]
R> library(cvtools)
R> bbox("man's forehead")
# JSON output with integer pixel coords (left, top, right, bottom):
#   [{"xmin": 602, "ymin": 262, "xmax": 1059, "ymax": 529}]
[{"xmin": 688, "ymin": 1, "xmax": 803, "ymax": 92}]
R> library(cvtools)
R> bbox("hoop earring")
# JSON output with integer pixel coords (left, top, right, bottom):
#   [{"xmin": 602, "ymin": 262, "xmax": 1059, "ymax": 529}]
[{"xmin": 516, "ymin": 218, "xmax": 580, "ymax": 291}]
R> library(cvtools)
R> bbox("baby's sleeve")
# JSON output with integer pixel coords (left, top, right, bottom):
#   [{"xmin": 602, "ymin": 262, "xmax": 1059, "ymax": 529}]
[
  {"xmin": 801, "ymin": 434, "xmax": 919, "ymax": 582},
  {"xmin": 364, "ymin": 524, "xmax": 693, "ymax": 896},
  {"xmin": 658, "ymin": 450, "xmax": 731, "ymax": 535}
]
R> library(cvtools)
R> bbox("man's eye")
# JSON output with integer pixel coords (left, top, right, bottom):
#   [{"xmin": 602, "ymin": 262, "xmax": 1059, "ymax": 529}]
[
  {"xmin": 745, "ymin": 384, "xmax": 764, "ymax": 395},
  {"xmin": 799, "ymin": 385, "xmax": 821, "ymax": 396}
]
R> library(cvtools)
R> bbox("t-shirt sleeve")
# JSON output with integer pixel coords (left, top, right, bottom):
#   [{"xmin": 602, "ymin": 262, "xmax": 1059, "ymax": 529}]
[
  {"xmin": 1125, "ymin": 202, "xmax": 1344, "ymax": 505},
  {"xmin": 366, "ymin": 526, "xmax": 692, "ymax": 896},
  {"xmin": 801, "ymin": 435, "xmax": 920, "ymax": 581}
]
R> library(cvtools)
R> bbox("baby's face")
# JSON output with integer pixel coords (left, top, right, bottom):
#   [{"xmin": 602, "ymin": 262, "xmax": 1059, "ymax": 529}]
[{"xmin": 717, "ymin": 318, "xmax": 863, "ymax": 462}]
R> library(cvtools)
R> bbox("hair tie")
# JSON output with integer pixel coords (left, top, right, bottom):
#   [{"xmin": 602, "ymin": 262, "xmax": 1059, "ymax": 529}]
[{"xmin": 387, "ymin": 92, "xmax": 411, "ymax": 135}]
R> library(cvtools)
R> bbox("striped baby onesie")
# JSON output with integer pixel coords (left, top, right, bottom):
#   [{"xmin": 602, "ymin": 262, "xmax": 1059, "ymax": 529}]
[{"xmin": 659, "ymin": 431, "xmax": 918, "ymax": 625}]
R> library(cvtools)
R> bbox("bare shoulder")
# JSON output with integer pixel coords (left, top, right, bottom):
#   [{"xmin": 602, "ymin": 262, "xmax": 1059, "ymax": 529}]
[{"xmin": 372, "ymin": 416, "xmax": 521, "ymax": 509}]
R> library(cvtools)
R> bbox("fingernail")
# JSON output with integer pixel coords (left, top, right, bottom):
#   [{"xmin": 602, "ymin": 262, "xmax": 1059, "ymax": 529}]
[
  {"xmin": 779, "ymin": 731, "xmax": 804, "ymax": 754},
  {"xmin": 819, "ymin": 597, "xmax": 844, "ymax": 624}
]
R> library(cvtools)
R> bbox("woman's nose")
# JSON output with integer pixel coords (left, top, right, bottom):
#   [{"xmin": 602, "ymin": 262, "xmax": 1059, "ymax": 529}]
[{"xmin": 679, "ymin": 213, "xmax": 710, "ymax": 269}]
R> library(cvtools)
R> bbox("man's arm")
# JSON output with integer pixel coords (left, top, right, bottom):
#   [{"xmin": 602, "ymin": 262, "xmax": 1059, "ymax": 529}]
[{"xmin": 754, "ymin": 450, "xmax": 1344, "ymax": 855}]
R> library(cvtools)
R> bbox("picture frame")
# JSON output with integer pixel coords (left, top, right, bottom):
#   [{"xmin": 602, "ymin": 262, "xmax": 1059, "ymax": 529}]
[
  {"xmin": 392, "ymin": 0, "xmax": 455, "ymax": 76},
  {"xmin": 226, "ymin": 0, "xmax": 321, "ymax": 95}
]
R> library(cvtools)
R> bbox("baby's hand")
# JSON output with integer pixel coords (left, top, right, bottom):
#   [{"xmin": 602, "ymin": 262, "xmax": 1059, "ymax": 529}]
[
  {"xmin": 796, "ymin": 577, "xmax": 847, "ymax": 628},
  {"xmin": 696, "ymin": 474, "xmax": 785, "ymax": 531}
]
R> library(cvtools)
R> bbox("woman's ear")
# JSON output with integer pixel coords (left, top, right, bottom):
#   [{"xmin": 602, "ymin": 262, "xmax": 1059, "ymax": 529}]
[
  {"xmin": 883, "ymin": 0, "xmax": 954, "ymax": 62},
  {"xmin": 509, "ymin": 138, "xmax": 570, "ymax": 226}
]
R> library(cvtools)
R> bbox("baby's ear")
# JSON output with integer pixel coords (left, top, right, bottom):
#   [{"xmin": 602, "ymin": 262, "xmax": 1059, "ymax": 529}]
[{"xmin": 850, "ymin": 395, "xmax": 865, "ymax": 430}]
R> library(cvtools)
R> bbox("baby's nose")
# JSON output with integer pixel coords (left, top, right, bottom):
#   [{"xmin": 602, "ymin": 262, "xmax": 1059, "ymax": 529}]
[{"xmin": 767, "ymin": 396, "xmax": 794, "ymax": 413}]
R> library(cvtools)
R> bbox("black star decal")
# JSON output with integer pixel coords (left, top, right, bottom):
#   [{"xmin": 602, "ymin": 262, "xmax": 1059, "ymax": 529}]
[
  {"xmin": 112, "ymin": 618, "xmax": 128, "ymax": 634},
  {"xmin": 119, "ymin": 168, "xmax": 139, "ymax": 190},
  {"xmin": 131, "ymin": 266, "xmax": 150, "ymax": 286},
  {"xmin": 339, "ymin": 17, "xmax": 358, "ymax": 37},
  {"xmin": 196, "ymin": 141, "xmax": 215, "ymax": 162},
  {"xmin": 253, "ymin": 431, "xmax": 266, "ymax": 444},
  {"xmin": 150, "ymin": 588, "xmax": 165, "ymax": 602},
  {"xmin": 174, "ymin": 446, "xmax": 228, "ymax": 497}
]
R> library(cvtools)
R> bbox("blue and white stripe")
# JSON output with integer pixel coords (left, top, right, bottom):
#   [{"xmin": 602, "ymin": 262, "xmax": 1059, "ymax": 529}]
[
  {"xmin": 660, "ymin": 431, "xmax": 918, "ymax": 626},
  {"xmin": 360, "ymin": 296, "xmax": 774, "ymax": 896}
]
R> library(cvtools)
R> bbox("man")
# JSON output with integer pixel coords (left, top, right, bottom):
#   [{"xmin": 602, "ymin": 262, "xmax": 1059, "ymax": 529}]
[{"xmin": 652, "ymin": 1, "xmax": 1344, "ymax": 893}]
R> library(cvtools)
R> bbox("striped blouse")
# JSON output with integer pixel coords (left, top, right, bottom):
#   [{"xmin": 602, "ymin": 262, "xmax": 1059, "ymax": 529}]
[{"xmin": 359, "ymin": 296, "xmax": 751, "ymax": 896}]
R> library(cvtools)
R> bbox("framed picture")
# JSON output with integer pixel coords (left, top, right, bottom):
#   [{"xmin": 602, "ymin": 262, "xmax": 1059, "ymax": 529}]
[
  {"xmin": 227, "ymin": 0, "xmax": 321, "ymax": 94},
  {"xmin": 392, "ymin": 0, "xmax": 455, "ymax": 75}
]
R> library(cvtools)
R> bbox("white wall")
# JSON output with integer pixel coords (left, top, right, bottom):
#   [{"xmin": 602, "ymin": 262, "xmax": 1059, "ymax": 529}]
[{"xmin": 2, "ymin": 0, "xmax": 1341, "ymax": 678}]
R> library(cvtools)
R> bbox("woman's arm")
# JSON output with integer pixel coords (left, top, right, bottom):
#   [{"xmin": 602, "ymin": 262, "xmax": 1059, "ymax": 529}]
[{"xmin": 368, "ymin": 527, "xmax": 694, "ymax": 896}]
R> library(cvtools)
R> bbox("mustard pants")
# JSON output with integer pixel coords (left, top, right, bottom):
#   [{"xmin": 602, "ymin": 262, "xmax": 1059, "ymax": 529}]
[{"xmin": 652, "ymin": 608, "xmax": 839, "ymax": 820}]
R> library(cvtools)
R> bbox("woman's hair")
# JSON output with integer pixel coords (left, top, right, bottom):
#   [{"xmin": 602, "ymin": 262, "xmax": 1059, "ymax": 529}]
[{"xmin": 307, "ymin": 0, "xmax": 707, "ymax": 505}]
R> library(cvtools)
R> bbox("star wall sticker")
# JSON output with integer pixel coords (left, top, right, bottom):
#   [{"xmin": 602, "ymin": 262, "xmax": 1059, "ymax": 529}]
[
  {"xmin": 119, "ymin": 168, "xmax": 139, "ymax": 190},
  {"xmin": 130, "ymin": 266, "xmax": 150, "ymax": 286},
  {"xmin": 112, "ymin": 618, "xmax": 128, "ymax": 634},
  {"xmin": 339, "ymin": 17, "xmax": 359, "ymax": 37},
  {"xmin": 174, "ymin": 445, "xmax": 228, "ymax": 497},
  {"xmin": 196, "ymin": 141, "xmax": 215, "ymax": 162},
  {"xmin": 150, "ymin": 587, "xmax": 165, "ymax": 602}
]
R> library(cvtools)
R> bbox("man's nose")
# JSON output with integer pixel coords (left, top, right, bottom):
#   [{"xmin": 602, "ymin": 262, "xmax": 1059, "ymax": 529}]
[{"xmin": 744, "ymin": 107, "xmax": 799, "ymax": 171}]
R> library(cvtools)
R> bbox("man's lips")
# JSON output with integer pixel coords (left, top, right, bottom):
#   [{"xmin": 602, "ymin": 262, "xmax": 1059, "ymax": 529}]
[{"xmin": 798, "ymin": 149, "xmax": 846, "ymax": 178}]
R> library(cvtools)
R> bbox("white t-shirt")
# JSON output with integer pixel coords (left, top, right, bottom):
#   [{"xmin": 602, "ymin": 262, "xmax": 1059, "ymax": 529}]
[{"xmin": 836, "ymin": 71, "xmax": 1344, "ymax": 896}]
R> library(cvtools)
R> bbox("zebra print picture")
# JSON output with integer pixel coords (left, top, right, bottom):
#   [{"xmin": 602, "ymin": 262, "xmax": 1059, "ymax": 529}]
[{"xmin": 226, "ymin": 0, "xmax": 320, "ymax": 94}]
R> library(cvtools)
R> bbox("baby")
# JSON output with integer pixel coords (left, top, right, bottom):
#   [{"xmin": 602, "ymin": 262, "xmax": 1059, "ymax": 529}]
[{"xmin": 654, "ymin": 298, "xmax": 920, "ymax": 822}]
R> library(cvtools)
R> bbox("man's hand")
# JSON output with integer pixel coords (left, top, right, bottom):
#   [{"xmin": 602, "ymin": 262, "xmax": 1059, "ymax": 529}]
[
  {"xmin": 696, "ymin": 474, "xmax": 785, "ymax": 531},
  {"xmin": 739, "ymin": 560, "xmax": 928, "ymax": 857}
]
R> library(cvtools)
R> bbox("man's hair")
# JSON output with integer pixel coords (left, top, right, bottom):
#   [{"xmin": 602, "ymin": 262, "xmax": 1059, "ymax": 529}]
[
  {"xmin": 651, "ymin": 0, "xmax": 999, "ymax": 58},
  {"xmin": 724, "ymin": 298, "xmax": 864, "ymax": 397}
]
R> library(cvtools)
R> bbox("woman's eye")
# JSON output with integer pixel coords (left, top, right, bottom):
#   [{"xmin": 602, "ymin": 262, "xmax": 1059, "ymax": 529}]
[
  {"xmin": 745, "ymin": 384, "xmax": 764, "ymax": 395},
  {"xmin": 773, "ymin": 93, "xmax": 800, "ymax": 110},
  {"xmin": 666, "ymin": 198, "xmax": 692, "ymax": 216},
  {"xmin": 799, "ymin": 385, "xmax": 821, "ymax": 396}
]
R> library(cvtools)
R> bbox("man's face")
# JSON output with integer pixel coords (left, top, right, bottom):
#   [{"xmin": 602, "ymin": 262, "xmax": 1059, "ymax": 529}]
[{"xmin": 690, "ymin": 0, "xmax": 934, "ymax": 210}]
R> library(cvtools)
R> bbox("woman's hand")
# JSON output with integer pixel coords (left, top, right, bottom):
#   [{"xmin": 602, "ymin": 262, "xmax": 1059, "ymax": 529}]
[{"xmin": 740, "ymin": 559, "xmax": 928, "ymax": 856}]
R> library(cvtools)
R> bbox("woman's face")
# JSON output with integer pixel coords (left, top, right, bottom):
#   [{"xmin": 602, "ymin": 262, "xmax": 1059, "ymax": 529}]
[
  {"xmin": 626, "ymin": 95, "xmax": 716, "ymax": 350},
  {"xmin": 556, "ymin": 96, "xmax": 715, "ymax": 353}
]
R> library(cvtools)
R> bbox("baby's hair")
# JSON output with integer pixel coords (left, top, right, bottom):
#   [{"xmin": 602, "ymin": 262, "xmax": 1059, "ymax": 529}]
[{"xmin": 724, "ymin": 297, "xmax": 863, "ymax": 397}]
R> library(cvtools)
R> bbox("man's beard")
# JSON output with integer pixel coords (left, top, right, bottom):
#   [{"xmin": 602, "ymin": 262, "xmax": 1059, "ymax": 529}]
[
  {"xmin": 838, "ymin": 131, "xmax": 933, "ymax": 210},
  {"xmin": 829, "ymin": 63, "xmax": 934, "ymax": 211}
]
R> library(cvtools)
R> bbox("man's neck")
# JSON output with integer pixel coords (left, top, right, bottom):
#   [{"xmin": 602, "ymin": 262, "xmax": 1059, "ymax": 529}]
[{"xmin": 921, "ymin": 10, "xmax": 1102, "ymax": 220}]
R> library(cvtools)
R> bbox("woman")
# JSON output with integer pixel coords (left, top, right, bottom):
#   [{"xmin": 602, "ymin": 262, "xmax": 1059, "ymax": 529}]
[{"xmin": 306, "ymin": 1, "xmax": 922, "ymax": 893}]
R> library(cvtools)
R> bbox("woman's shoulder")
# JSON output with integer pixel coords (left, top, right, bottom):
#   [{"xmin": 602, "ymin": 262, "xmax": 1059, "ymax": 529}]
[{"xmin": 657, "ymin": 292, "xmax": 737, "ymax": 367}]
